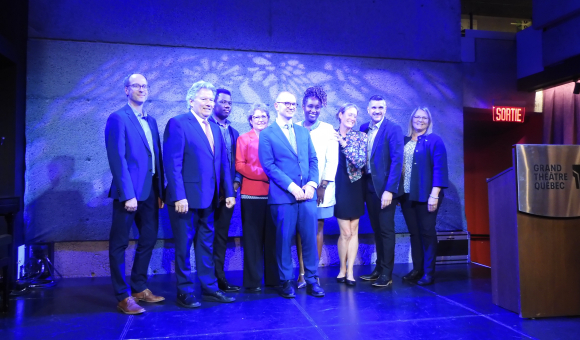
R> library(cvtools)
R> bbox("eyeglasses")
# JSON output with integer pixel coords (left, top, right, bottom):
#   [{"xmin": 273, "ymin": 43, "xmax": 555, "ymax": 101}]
[
  {"xmin": 413, "ymin": 116, "xmax": 429, "ymax": 121},
  {"xmin": 129, "ymin": 84, "xmax": 149, "ymax": 90},
  {"xmin": 277, "ymin": 102, "xmax": 297, "ymax": 108},
  {"xmin": 252, "ymin": 115, "xmax": 268, "ymax": 120}
]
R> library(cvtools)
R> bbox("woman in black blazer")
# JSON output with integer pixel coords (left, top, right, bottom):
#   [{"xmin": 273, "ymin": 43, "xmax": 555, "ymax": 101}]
[{"xmin": 399, "ymin": 107, "xmax": 448, "ymax": 286}]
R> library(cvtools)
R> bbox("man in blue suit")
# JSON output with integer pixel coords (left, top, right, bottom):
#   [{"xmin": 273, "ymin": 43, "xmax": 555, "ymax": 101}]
[
  {"xmin": 164, "ymin": 81, "xmax": 236, "ymax": 307},
  {"xmin": 359, "ymin": 95, "xmax": 404, "ymax": 288},
  {"xmin": 105, "ymin": 73, "xmax": 165, "ymax": 314},
  {"xmin": 258, "ymin": 91, "xmax": 325, "ymax": 298}
]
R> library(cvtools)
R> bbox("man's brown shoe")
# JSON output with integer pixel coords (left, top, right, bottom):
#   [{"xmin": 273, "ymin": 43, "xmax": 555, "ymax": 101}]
[
  {"xmin": 132, "ymin": 289, "xmax": 165, "ymax": 303},
  {"xmin": 117, "ymin": 296, "xmax": 145, "ymax": 314}
]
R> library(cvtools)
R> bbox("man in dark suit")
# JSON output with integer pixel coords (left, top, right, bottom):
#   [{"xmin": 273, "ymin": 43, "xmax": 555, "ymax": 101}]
[
  {"xmin": 164, "ymin": 80, "xmax": 236, "ymax": 307},
  {"xmin": 105, "ymin": 73, "xmax": 165, "ymax": 314},
  {"xmin": 258, "ymin": 91, "xmax": 325, "ymax": 298},
  {"xmin": 359, "ymin": 95, "xmax": 404, "ymax": 288},
  {"xmin": 208, "ymin": 88, "xmax": 241, "ymax": 292}
]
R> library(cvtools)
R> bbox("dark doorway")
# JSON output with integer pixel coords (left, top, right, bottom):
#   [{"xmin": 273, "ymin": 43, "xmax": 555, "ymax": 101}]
[{"xmin": 463, "ymin": 107, "xmax": 543, "ymax": 266}]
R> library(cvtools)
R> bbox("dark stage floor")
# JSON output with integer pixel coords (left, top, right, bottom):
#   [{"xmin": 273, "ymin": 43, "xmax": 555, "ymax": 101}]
[{"xmin": 1, "ymin": 263, "xmax": 580, "ymax": 340}]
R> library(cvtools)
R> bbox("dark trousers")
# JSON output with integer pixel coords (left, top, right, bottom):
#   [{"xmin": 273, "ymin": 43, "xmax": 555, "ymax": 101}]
[
  {"xmin": 270, "ymin": 200, "xmax": 319, "ymax": 283},
  {"xmin": 241, "ymin": 198, "xmax": 279, "ymax": 287},
  {"xmin": 212, "ymin": 200, "xmax": 235, "ymax": 279},
  {"xmin": 365, "ymin": 174, "xmax": 398, "ymax": 279},
  {"xmin": 109, "ymin": 183, "xmax": 158, "ymax": 302},
  {"xmin": 168, "ymin": 201, "xmax": 218, "ymax": 294},
  {"xmin": 399, "ymin": 193, "xmax": 441, "ymax": 276}
]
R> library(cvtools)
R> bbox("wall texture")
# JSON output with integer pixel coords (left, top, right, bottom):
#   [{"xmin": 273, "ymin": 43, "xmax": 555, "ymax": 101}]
[{"xmin": 25, "ymin": 0, "xmax": 465, "ymax": 276}]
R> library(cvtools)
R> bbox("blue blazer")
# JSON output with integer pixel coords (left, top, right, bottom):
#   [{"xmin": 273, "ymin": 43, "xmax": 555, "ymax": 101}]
[
  {"xmin": 105, "ymin": 104, "xmax": 164, "ymax": 202},
  {"xmin": 163, "ymin": 112, "xmax": 234, "ymax": 209},
  {"xmin": 399, "ymin": 133, "xmax": 449, "ymax": 202},
  {"xmin": 258, "ymin": 122, "xmax": 319, "ymax": 205},
  {"xmin": 360, "ymin": 119, "xmax": 404, "ymax": 198}
]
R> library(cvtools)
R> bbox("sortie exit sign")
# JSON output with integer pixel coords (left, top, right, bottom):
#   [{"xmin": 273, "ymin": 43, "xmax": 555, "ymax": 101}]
[{"xmin": 493, "ymin": 106, "xmax": 525, "ymax": 123}]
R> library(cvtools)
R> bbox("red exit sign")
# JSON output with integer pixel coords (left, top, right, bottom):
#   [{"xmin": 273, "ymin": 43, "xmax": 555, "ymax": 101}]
[{"xmin": 493, "ymin": 106, "xmax": 525, "ymax": 122}]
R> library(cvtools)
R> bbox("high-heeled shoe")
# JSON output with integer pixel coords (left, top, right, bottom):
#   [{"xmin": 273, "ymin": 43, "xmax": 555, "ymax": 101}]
[
  {"xmin": 336, "ymin": 276, "xmax": 346, "ymax": 283},
  {"xmin": 297, "ymin": 273, "xmax": 306, "ymax": 289},
  {"xmin": 346, "ymin": 279, "xmax": 356, "ymax": 286}
]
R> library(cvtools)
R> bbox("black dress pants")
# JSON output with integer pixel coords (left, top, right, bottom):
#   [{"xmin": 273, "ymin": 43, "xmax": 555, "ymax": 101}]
[
  {"xmin": 365, "ymin": 174, "xmax": 398, "ymax": 279},
  {"xmin": 399, "ymin": 193, "xmax": 441, "ymax": 276},
  {"xmin": 109, "ymin": 182, "xmax": 158, "ymax": 301},
  {"xmin": 241, "ymin": 198, "xmax": 279, "ymax": 287},
  {"xmin": 212, "ymin": 200, "xmax": 235, "ymax": 279}
]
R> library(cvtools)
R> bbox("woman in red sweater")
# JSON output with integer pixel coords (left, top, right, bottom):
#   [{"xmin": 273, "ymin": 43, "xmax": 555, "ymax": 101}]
[{"xmin": 235, "ymin": 104, "xmax": 279, "ymax": 292}]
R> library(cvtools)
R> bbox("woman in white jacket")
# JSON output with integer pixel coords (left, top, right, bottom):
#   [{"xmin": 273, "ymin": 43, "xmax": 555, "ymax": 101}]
[{"xmin": 295, "ymin": 86, "xmax": 339, "ymax": 288}]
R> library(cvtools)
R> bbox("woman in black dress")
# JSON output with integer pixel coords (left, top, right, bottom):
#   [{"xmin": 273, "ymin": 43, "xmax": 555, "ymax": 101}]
[{"xmin": 334, "ymin": 103, "xmax": 367, "ymax": 286}]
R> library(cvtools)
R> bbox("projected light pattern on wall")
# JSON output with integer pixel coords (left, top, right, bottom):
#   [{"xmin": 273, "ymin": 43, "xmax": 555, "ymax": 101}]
[{"xmin": 25, "ymin": 39, "xmax": 464, "ymax": 243}]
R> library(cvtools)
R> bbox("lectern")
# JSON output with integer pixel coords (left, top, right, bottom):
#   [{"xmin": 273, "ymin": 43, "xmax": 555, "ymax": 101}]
[{"xmin": 488, "ymin": 144, "xmax": 580, "ymax": 318}]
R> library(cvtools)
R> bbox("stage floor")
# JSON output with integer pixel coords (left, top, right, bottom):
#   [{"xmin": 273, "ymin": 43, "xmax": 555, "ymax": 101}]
[{"xmin": 1, "ymin": 263, "xmax": 579, "ymax": 339}]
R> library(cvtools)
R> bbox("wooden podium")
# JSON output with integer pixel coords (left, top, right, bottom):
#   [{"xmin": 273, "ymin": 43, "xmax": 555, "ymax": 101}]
[{"xmin": 487, "ymin": 145, "xmax": 580, "ymax": 318}]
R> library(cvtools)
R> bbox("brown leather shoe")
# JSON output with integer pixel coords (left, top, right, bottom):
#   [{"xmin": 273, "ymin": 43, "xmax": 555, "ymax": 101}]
[
  {"xmin": 132, "ymin": 289, "xmax": 165, "ymax": 303},
  {"xmin": 117, "ymin": 296, "xmax": 145, "ymax": 314}
]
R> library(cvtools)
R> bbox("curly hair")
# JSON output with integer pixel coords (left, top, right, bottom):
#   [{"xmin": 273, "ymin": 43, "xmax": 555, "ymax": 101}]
[{"xmin": 302, "ymin": 86, "xmax": 327, "ymax": 107}]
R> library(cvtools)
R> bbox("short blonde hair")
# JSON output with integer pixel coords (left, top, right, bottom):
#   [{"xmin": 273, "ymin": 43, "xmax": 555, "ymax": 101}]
[{"xmin": 406, "ymin": 107, "xmax": 434, "ymax": 137}]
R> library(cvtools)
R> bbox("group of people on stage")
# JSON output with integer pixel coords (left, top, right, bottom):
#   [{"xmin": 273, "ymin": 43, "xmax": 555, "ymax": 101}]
[{"xmin": 104, "ymin": 73, "xmax": 449, "ymax": 315}]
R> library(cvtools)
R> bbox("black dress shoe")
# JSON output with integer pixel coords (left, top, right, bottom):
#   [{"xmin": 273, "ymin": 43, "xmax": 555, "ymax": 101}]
[
  {"xmin": 346, "ymin": 279, "xmax": 356, "ymax": 286},
  {"xmin": 245, "ymin": 287, "xmax": 261, "ymax": 293},
  {"xmin": 306, "ymin": 282, "xmax": 325, "ymax": 297},
  {"xmin": 217, "ymin": 277, "xmax": 241, "ymax": 292},
  {"xmin": 417, "ymin": 274, "xmax": 434, "ymax": 286},
  {"xmin": 372, "ymin": 275, "xmax": 393, "ymax": 287},
  {"xmin": 402, "ymin": 270, "xmax": 424, "ymax": 282},
  {"xmin": 202, "ymin": 290, "xmax": 236, "ymax": 303},
  {"xmin": 176, "ymin": 292, "xmax": 201, "ymax": 308},
  {"xmin": 360, "ymin": 269, "xmax": 380, "ymax": 281},
  {"xmin": 336, "ymin": 276, "xmax": 346, "ymax": 283},
  {"xmin": 279, "ymin": 280, "xmax": 295, "ymax": 298}
]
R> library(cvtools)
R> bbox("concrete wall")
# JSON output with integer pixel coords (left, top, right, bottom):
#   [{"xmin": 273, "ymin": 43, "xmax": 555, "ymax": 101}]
[
  {"xmin": 28, "ymin": 0, "xmax": 460, "ymax": 63},
  {"xmin": 25, "ymin": 0, "xmax": 465, "ymax": 276}
]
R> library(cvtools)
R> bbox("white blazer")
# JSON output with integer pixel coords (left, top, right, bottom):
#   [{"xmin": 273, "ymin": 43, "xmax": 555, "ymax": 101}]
[{"xmin": 297, "ymin": 120, "xmax": 339, "ymax": 207}]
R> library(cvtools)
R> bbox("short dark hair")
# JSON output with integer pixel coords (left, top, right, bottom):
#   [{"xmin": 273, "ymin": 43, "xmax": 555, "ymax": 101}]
[
  {"xmin": 215, "ymin": 88, "xmax": 232, "ymax": 101},
  {"xmin": 302, "ymin": 86, "xmax": 327, "ymax": 107},
  {"xmin": 368, "ymin": 95, "xmax": 386, "ymax": 105}
]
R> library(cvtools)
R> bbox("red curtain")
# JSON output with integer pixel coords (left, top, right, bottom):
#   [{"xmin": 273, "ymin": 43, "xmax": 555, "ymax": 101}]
[{"xmin": 543, "ymin": 82, "xmax": 580, "ymax": 144}]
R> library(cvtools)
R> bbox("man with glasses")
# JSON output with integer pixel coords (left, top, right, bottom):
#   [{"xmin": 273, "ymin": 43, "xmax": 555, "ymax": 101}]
[
  {"xmin": 105, "ymin": 73, "xmax": 165, "ymax": 314},
  {"xmin": 258, "ymin": 91, "xmax": 325, "ymax": 298},
  {"xmin": 359, "ymin": 95, "xmax": 404, "ymax": 288},
  {"xmin": 208, "ymin": 88, "xmax": 241, "ymax": 293},
  {"xmin": 164, "ymin": 81, "xmax": 236, "ymax": 307}
]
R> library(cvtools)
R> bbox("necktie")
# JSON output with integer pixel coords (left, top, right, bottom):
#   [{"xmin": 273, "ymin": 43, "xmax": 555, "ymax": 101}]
[
  {"xmin": 202, "ymin": 120, "xmax": 214, "ymax": 154},
  {"xmin": 285, "ymin": 124, "xmax": 297, "ymax": 153}
]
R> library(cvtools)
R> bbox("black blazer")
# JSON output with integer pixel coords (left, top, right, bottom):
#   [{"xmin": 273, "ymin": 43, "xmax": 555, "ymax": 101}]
[
  {"xmin": 399, "ymin": 133, "xmax": 448, "ymax": 202},
  {"xmin": 208, "ymin": 116, "xmax": 241, "ymax": 183},
  {"xmin": 360, "ymin": 119, "xmax": 404, "ymax": 199}
]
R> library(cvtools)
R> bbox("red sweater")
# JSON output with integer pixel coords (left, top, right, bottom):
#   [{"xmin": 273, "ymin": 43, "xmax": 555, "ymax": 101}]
[{"xmin": 235, "ymin": 130, "xmax": 269, "ymax": 196}]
